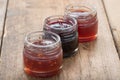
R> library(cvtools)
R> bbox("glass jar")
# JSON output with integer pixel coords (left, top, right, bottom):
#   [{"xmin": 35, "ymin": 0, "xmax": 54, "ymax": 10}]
[
  {"xmin": 65, "ymin": 3, "xmax": 98, "ymax": 42},
  {"xmin": 44, "ymin": 15, "xmax": 78, "ymax": 58},
  {"xmin": 23, "ymin": 31, "xmax": 63, "ymax": 77}
]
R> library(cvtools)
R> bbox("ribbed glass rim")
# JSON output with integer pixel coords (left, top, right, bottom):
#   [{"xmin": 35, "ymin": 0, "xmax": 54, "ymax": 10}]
[
  {"xmin": 44, "ymin": 15, "xmax": 77, "ymax": 30},
  {"xmin": 65, "ymin": 3, "xmax": 97, "ymax": 16},
  {"xmin": 24, "ymin": 31, "xmax": 61, "ymax": 48}
]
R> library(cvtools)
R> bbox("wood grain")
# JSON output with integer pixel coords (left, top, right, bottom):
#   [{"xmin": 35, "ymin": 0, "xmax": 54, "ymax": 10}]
[
  {"xmin": 102, "ymin": 0, "xmax": 120, "ymax": 57},
  {"xmin": 0, "ymin": 0, "xmax": 120, "ymax": 80},
  {"xmin": 0, "ymin": 0, "xmax": 8, "ymax": 77},
  {"xmin": 0, "ymin": 0, "xmax": 8, "ymax": 52}
]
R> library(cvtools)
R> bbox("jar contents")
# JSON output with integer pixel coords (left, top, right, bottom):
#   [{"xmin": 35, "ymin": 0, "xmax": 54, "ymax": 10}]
[
  {"xmin": 65, "ymin": 4, "xmax": 98, "ymax": 42},
  {"xmin": 44, "ymin": 16, "xmax": 78, "ymax": 58},
  {"xmin": 23, "ymin": 31, "xmax": 63, "ymax": 77}
]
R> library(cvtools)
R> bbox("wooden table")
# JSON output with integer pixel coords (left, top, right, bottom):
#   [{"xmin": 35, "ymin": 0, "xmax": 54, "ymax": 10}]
[{"xmin": 0, "ymin": 0, "xmax": 120, "ymax": 80}]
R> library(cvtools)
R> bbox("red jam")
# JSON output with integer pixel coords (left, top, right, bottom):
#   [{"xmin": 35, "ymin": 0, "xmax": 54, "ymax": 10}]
[
  {"xmin": 66, "ymin": 6, "xmax": 98, "ymax": 42},
  {"xmin": 23, "ymin": 40, "xmax": 63, "ymax": 77}
]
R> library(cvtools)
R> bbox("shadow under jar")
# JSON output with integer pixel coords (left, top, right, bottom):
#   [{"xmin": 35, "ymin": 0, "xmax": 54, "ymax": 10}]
[
  {"xmin": 44, "ymin": 15, "xmax": 78, "ymax": 58},
  {"xmin": 65, "ymin": 3, "xmax": 98, "ymax": 42},
  {"xmin": 23, "ymin": 31, "xmax": 63, "ymax": 78}
]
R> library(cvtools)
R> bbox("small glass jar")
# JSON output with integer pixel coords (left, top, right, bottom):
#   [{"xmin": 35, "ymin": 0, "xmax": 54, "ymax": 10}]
[
  {"xmin": 23, "ymin": 31, "xmax": 63, "ymax": 77},
  {"xmin": 65, "ymin": 3, "xmax": 98, "ymax": 42},
  {"xmin": 44, "ymin": 15, "xmax": 78, "ymax": 58}
]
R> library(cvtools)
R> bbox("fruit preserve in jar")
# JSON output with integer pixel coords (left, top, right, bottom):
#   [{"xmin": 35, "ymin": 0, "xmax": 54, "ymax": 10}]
[
  {"xmin": 23, "ymin": 31, "xmax": 63, "ymax": 77},
  {"xmin": 65, "ymin": 3, "xmax": 98, "ymax": 42},
  {"xmin": 44, "ymin": 15, "xmax": 78, "ymax": 58}
]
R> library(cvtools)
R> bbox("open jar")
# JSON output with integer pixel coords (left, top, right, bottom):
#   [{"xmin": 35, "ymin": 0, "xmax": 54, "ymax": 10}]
[
  {"xmin": 65, "ymin": 3, "xmax": 98, "ymax": 42},
  {"xmin": 44, "ymin": 15, "xmax": 78, "ymax": 58},
  {"xmin": 23, "ymin": 31, "xmax": 63, "ymax": 77}
]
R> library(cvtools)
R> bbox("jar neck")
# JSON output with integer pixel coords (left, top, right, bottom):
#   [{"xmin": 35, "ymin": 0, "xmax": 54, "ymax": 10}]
[
  {"xmin": 44, "ymin": 15, "xmax": 77, "ymax": 33},
  {"xmin": 65, "ymin": 4, "xmax": 97, "ymax": 19}
]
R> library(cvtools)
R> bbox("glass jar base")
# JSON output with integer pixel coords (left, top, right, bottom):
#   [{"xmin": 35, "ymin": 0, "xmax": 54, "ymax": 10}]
[
  {"xmin": 63, "ymin": 47, "xmax": 78, "ymax": 58},
  {"xmin": 24, "ymin": 67, "xmax": 61, "ymax": 78},
  {"xmin": 79, "ymin": 35, "xmax": 97, "ymax": 43}
]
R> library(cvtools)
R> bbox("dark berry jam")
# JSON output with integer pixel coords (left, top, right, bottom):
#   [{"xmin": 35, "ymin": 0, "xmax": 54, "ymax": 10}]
[{"xmin": 44, "ymin": 16, "xmax": 78, "ymax": 58}]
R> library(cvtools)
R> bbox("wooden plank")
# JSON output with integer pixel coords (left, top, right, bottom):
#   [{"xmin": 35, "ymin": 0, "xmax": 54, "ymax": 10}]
[
  {"xmin": 78, "ymin": 1, "xmax": 120, "ymax": 80},
  {"xmin": 102, "ymin": 0, "xmax": 120, "ymax": 57},
  {"xmin": 0, "ymin": 0, "xmax": 120, "ymax": 80},
  {"xmin": 0, "ymin": 0, "xmax": 8, "ymax": 77},
  {"xmin": 0, "ymin": 0, "xmax": 8, "ymax": 53}
]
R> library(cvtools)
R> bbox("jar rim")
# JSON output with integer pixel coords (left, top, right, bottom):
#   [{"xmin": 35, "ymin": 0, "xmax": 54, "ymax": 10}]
[
  {"xmin": 44, "ymin": 15, "xmax": 77, "ymax": 31},
  {"xmin": 65, "ymin": 3, "xmax": 97, "ymax": 16},
  {"xmin": 25, "ymin": 31, "xmax": 61, "ymax": 48}
]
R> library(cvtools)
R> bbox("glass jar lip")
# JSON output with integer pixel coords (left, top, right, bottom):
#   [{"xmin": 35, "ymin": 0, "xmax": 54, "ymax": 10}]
[
  {"xmin": 25, "ymin": 31, "xmax": 61, "ymax": 48},
  {"xmin": 44, "ymin": 15, "xmax": 77, "ymax": 30},
  {"xmin": 65, "ymin": 3, "xmax": 97, "ymax": 16}
]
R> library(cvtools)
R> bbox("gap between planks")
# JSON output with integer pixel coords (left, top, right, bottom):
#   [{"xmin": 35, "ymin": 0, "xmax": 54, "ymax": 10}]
[
  {"xmin": 101, "ymin": 0, "xmax": 119, "ymax": 57},
  {"xmin": 0, "ymin": 0, "xmax": 9, "ymax": 78},
  {"xmin": 0, "ymin": 0, "xmax": 9, "ymax": 56}
]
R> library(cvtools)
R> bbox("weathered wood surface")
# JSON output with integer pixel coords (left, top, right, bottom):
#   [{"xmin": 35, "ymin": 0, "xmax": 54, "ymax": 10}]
[
  {"xmin": 0, "ymin": 0, "xmax": 120, "ymax": 80},
  {"xmin": 0, "ymin": 0, "xmax": 8, "ymax": 52},
  {"xmin": 103, "ymin": 0, "xmax": 120, "ymax": 56},
  {"xmin": 0, "ymin": 0, "xmax": 8, "ymax": 76}
]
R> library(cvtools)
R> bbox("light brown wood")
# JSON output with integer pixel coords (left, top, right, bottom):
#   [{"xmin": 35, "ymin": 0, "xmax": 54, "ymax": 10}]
[
  {"xmin": 0, "ymin": 0, "xmax": 8, "ymax": 51},
  {"xmin": 102, "ymin": 0, "xmax": 120, "ymax": 56},
  {"xmin": 0, "ymin": 0, "xmax": 120, "ymax": 80},
  {"xmin": 0, "ymin": 0, "xmax": 8, "ymax": 75}
]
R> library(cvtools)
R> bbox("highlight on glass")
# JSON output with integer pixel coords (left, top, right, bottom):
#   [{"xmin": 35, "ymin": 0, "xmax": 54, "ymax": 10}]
[
  {"xmin": 65, "ymin": 3, "xmax": 98, "ymax": 42},
  {"xmin": 23, "ymin": 31, "xmax": 63, "ymax": 77},
  {"xmin": 44, "ymin": 15, "xmax": 78, "ymax": 58}
]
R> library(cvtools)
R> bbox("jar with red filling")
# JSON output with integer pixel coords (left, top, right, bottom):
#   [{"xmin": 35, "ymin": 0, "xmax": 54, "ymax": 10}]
[
  {"xmin": 65, "ymin": 3, "xmax": 98, "ymax": 42},
  {"xmin": 44, "ymin": 15, "xmax": 78, "ymax": 58},
  {"xmin": 23, "ymin": 31, "xmax": 63, "ymax": 77}
]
